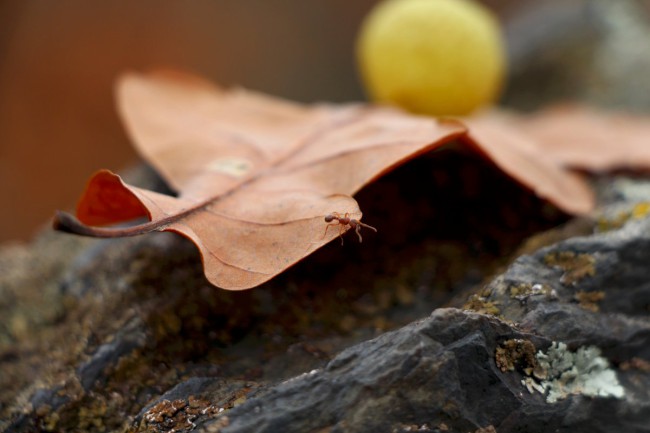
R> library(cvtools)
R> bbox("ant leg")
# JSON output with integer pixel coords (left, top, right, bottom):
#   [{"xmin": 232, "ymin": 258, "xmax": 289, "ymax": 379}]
[
  {"xmin": 355, "ymin": 225, "xmax": 363, "ymax": 242},
  {"xmin": 322, "ymin": 222, "xmax": 338, "ymax": 239},
  {"xmin": 359, "ymin": 221, "xmax": 377, "ymax": 233},
  {"xmin": 323, "ymin": 221, "xmax": 346, "ymax": 246},
  {"xmin": 351, "ymin": 219, "xmax": 377, "ymax": 243}
]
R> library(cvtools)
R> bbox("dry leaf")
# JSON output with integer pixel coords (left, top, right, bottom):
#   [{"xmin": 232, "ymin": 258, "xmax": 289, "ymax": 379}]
[
  {"xmin": 464, "ymin": 111, "xmax": 594, "ymax": 215},
  {"xmin": 470, "ymin": 106, "xmax": 650, "ymax": 172},
  {"xmin": 53, "ymin": 71, "xmax": 601, "ymax": 290},
  {"xmin": 56, "ymin": 71, "xmax": 469, "ymax": 290},
  {"xmin": 518, "ymin": 105, "xmax": 650, "ymax": 172}
]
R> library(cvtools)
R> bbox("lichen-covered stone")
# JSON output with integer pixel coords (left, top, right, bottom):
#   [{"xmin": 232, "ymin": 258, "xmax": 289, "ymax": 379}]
[
  {"xmin": 530, "ymin": 342, "xmax": 625, "ymax": 403},
  {"xmin": 2, "ymin": 164, "xmax": 650, "ymax": 432}
]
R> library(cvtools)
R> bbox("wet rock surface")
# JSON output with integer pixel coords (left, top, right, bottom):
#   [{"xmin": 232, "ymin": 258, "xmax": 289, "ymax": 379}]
[{"xmin": 1, "ymin": 157, "xmax": 649, "ymax": 433}]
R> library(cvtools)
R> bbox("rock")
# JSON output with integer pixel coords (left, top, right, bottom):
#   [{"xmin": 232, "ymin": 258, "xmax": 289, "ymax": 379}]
[
  {"xmin": 504, "ymin": 0, "xmax": 650, "ymax": 111},
  {"xmin": 130, "ymin": 377, "xmax": 260, "ymax": 433},
  {"xmin": 196, "ymin": 307, "xmax": 647, "ymax": 433},
  {"xmin": 1, "ymin": 160, "xmax": 649, "ymax": 432},
  {"xmin": 198, "ymin": 309, "xmax": 540, "ymax": 433},
  {"xmin": 195, "ymin": 182, "xmax": 650, "ymax": 432},
  {"xmin": 160, "ymin": 177, "xmax": 650, "ymax": 432}
]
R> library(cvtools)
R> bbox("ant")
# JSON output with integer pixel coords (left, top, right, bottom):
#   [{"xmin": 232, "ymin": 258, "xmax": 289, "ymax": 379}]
[{"xmin": 323, "ymin": 212, "xmax": 377, "ymax": 245}]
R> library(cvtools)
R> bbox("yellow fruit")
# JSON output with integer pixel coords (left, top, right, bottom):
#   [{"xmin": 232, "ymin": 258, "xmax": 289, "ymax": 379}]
[{"xmin": 357, "ymin": 0, "xmax": 506, "ymax": 116}]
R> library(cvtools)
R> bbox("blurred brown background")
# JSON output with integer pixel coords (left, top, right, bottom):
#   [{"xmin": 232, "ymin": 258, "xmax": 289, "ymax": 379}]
[
  {"xmin": 0, "ymin": 1, "xmax": 382, "ymax": 242},
  {"xmin": 2, "ymin": 0, "xmax": 650, "ymax": 242}
]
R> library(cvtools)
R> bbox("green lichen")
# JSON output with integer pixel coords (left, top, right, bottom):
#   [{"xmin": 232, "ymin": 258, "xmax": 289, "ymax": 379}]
[
  {"xmin": 495, "ymin": 339, "xmax": 539, "ymax": 375},
  {"xmin": 597, "ymin": 202, "xmax": 650, "ymax": 232},
  {"xmin": 523, "ymin": 342, "xmax": 624, "ymax": 403},
  {"xmin": 543, "ymin": 251, "xmax": 596, "ymax": 286},
  {"xmin": 574, "ymin": 290, "xmax": 605, "ymax": 312},
  {"xmin": 463, "ymin": 291, "xmax": 500, "ymax": 316}
]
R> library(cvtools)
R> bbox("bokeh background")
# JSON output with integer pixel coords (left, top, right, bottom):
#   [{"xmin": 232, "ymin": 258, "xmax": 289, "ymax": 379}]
[{"xmin": 2, "ymin": 0, "xmax": 650, "ymax": 241}]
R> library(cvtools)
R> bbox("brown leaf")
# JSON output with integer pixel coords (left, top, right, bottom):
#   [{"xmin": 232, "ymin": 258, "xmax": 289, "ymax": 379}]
[
  {"xmin": 470, "ymin": 106, "xmax": 650, "ymax": 173},
  {"xmin": 53, "ymin": 71, "xmax": 597, "ymax": 290},
  {"xmin": 56, "ymin": 71, "xmax": 469, "ymax": 290},
  {"xmin": 518, "ymin": 105, "xmax": 650, "ymax": 172},
  {"xmin": 464, "ymin": 110, "xmax": 595, "ymax": 215}
]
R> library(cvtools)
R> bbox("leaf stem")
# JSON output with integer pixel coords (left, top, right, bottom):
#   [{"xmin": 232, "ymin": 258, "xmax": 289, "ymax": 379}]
[{"xmin": 52, "ymin": 211, "xmax": 167, "ymax": 238}]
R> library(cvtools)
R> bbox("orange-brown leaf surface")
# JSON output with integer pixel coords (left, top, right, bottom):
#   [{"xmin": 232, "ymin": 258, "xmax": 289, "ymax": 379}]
[
  {"xmin": 469, "ymin": 106, "xmax": 650, "ymax": 173},
  {"xmin": 57, "ymin": 71, "xmax": 470, "ymax": 290},
  {"xmin": 55, "ymin": 70, "xmax": 647, "ymax": 290},
  {"xmin": 517, "ymin": 105, "xmax": 650, "ymax": 172},
  {"xmin": 463, "ymin": 112, "xmax": 594, "ymax": 215}
]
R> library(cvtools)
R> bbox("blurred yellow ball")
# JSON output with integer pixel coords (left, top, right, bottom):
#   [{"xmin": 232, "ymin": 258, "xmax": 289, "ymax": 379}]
[{"xmin": 357, "ymin": 0, "xmax": 506, "ymax": 116}]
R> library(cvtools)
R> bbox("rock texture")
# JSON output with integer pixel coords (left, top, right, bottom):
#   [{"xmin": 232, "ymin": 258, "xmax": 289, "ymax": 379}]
[
  {"xmin": 2, "ymin": 154, "xmax": 650, "ymax": 432},
  {"xmin": 503, "ymin": 0, "xmax": 650, "ymax": 111},
  {"xmin": 192, "ymin": 197, "xmax": 650, "ymax": 432}
]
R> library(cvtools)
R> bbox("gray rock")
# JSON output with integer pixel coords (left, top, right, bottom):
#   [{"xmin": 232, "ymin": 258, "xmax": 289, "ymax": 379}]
[
  {"xmin": 202, "ymin": 309, "xmax": 539, "ymax": 433},
  {"xmin": 204, "ymin": 193, "xmax": 650, "ymax": 432},
  {"xmin": 504, "ymin": 0, "xmax": 650, "ymax": 111},
  {"xmin": 1, "ymin": 162, "xmax": 649, "ymax": 433}
]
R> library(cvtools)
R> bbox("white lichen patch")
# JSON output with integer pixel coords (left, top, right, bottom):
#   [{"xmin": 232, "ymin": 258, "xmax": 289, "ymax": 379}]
[
  {"xmin": 521, "ymin": 377, "xmax": 545, "ymax": 395},
  {"xmin": 524, "ymin": 342, "xmax": 625, "ymax": 403}
]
